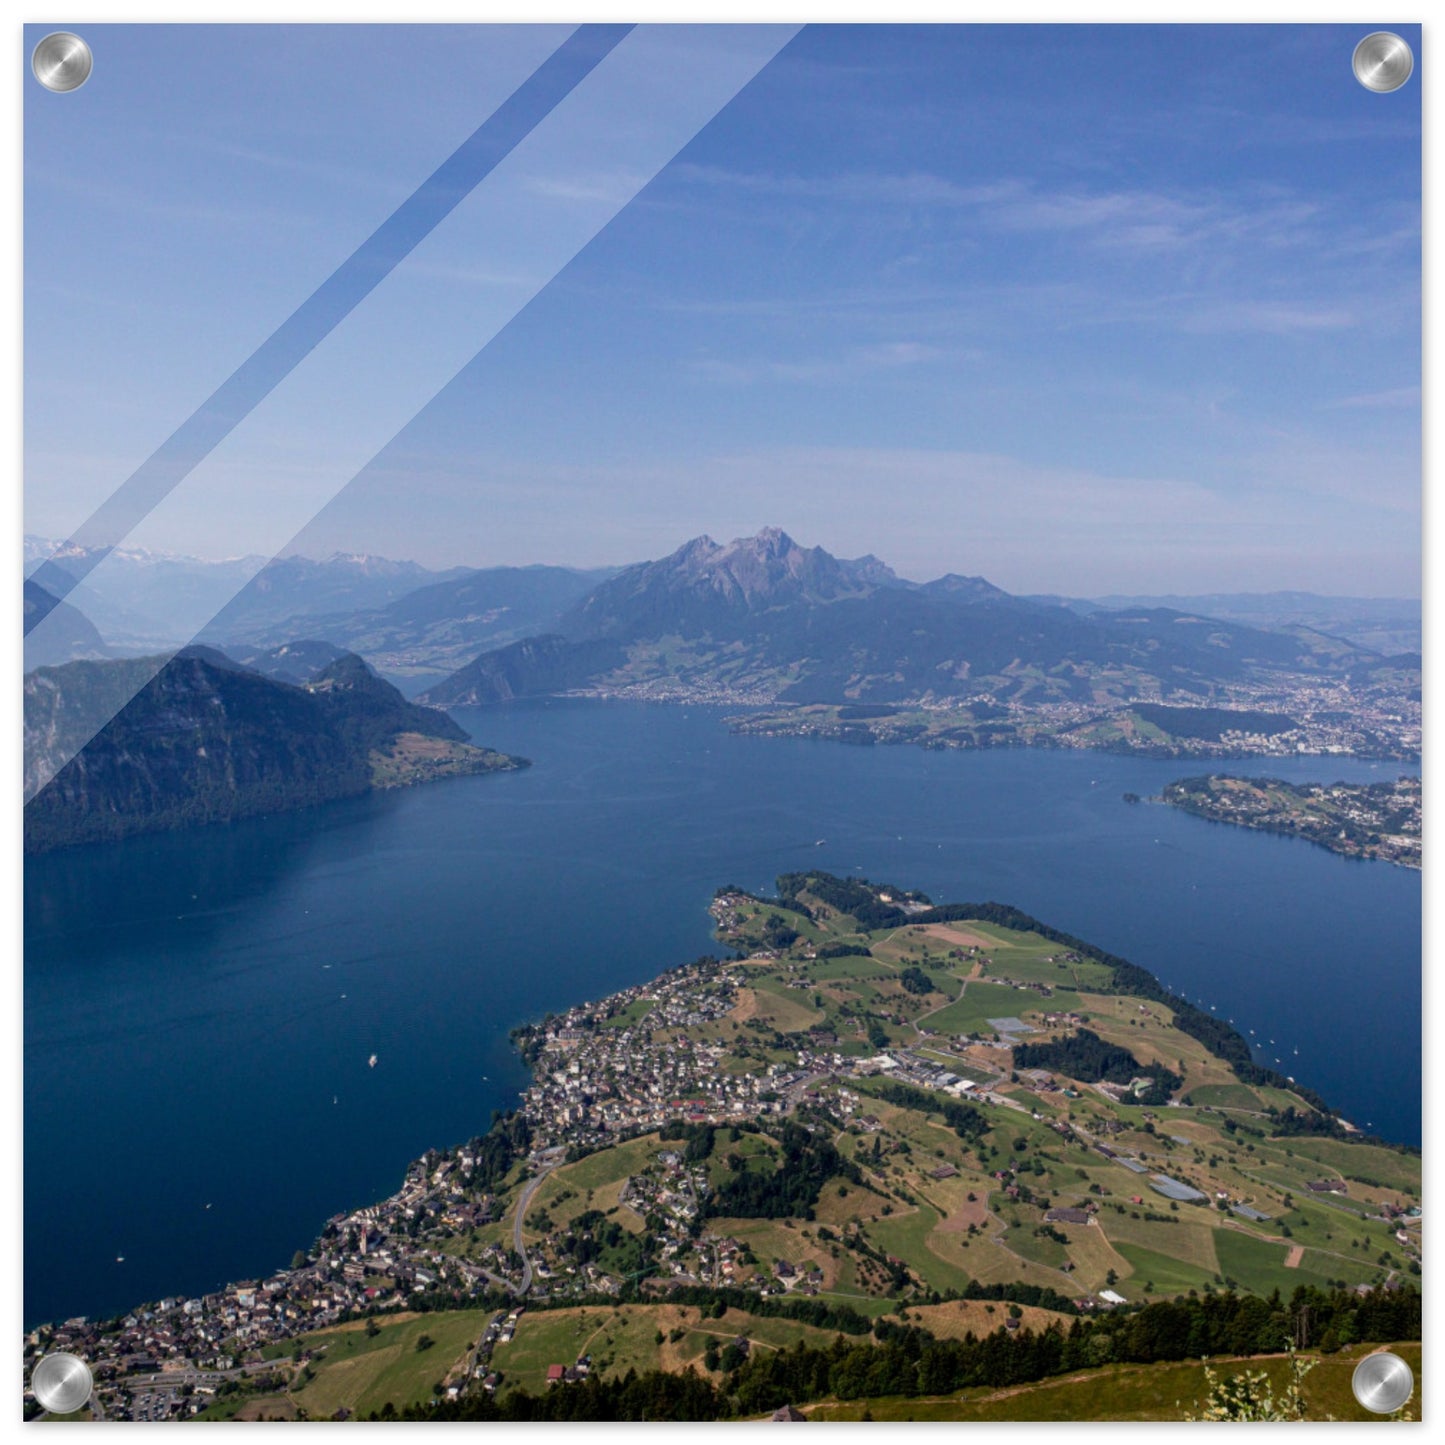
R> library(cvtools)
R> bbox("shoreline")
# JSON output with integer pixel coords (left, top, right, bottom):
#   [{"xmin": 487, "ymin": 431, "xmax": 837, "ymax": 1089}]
[
  {"xmin": 1156, "ymin": 775, "xmax": 1421, "ymax": 871},
  {"xmin": 26, "ymin": 876, "xmax": 1416, "ymax": 1344},
  {"xmin": 430, "ymin": 688, "xmax": 1421, "ymax": 766}
]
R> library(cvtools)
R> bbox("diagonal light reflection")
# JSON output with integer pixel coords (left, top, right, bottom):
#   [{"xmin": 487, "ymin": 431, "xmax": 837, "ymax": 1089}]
[{"xmin": 25, "ymin": 24, "xmax": 803, "ymax": 805}]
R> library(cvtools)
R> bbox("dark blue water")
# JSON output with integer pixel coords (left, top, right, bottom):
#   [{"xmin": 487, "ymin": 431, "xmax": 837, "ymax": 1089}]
[{"xmin": 25, "ymin": 700, "xmax": 1419, "ymax": 1326}]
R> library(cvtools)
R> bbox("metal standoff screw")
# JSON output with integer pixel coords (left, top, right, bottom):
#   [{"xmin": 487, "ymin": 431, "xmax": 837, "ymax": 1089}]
[
  {"xmin": 1350, "ymin": 1350, "xmax": 1413, "ymax": 1414},
  {"xmin": 31, "ymin": 1351, "xmax": 94, "ymax": 1414},
  {"xmin": 1352, "ymin": 32, "xmax": 1413, "ymax": 93},
  {"xmin": 32, "ymin": 32, "xmax": 93, "ymax": 93}
]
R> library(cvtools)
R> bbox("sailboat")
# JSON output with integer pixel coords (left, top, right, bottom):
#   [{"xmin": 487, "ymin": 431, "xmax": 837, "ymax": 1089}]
[{"xmin": 368, "ymin": 1053, "xmax": 378, "ymax": 1069}]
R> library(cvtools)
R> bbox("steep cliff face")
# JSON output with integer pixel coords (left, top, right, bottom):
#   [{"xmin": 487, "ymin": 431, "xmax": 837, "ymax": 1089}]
[{"xmin": 23, "ymin": 647, "xmax": 524, "ymax": 852}]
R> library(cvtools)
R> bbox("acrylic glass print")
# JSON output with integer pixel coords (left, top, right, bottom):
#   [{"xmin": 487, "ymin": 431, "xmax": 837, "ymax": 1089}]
[{"xmin": 22, "ymin": 22, "xmax": 1421, "ymax": 1423}]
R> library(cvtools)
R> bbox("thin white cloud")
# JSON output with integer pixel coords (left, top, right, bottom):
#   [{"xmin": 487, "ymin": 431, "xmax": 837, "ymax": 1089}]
[
  {"xmin": 1178, "ymin": 301, "xmax": 1359, "ymax": 334},
  {"xmin": 1327, "ymin": 386, "xmax": 1421, "ymax": 410},
  {"xmin": 686, "ymin": 340, "xmax": 945, "ymax": 385},
  {"xmin": 524, "ymin": 170, "xmax": 654, "ymax": 205},
  {"xmin": 666, "ymin": 163, "xmax": 1015, "ymax": 209},
  {"xmin": 667, "ymin": 163, "xmax": 1336, "ymax": 257}
]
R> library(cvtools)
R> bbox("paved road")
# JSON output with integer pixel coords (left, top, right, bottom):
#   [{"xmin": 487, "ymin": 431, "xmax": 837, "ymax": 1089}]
[
  {"xmin": 513, "ymin": 1165, "xmax": 557, "ymax": 1294},
  {"xmin": 479, "ymin": 1266, "xmax": 518, "ymax": 1297},
  {"xmin": 126, "ymin": 1359, "xmax": 276, "ymax": 1392}
]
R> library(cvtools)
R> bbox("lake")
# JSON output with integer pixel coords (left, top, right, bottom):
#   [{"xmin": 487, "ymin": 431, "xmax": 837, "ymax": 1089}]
[{"xmin": 24, "ymin": 698, "xmax": 1420, "ymax": 1327}]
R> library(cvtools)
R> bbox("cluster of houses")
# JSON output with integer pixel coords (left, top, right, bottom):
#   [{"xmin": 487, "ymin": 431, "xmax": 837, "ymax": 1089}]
[
  {"xmin": 23, "ymin": 1145, "xmax": 533, "ymax": 1418},
  {"xmin": 769, "ymin": 1259, "xmax": 826, "ymax": 1294},
  {"xmin": 518, "ymin": 964, "xmax": 788, "ymax": 1147},
  {"xmin": 620, "ymin": 1153, "xmax": 709, "ymax": 1228},
  {"xmin": 1033, "ymin": 676, "xmax": 1420, "ymax": 762},
  {"xmin": 544, "ymin": 1356, "xmax": 592, "ymax": 1387}
]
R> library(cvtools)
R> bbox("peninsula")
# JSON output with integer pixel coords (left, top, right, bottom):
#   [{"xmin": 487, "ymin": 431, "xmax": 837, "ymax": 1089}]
[
  {"xmin": 1158, "ymin": 775, "xmax": 1421, "ymax": 869},
  {"xmin": 24, "ymin": 873, "xmax": 1421, "ymax": 1422},
  {"xmin": 23, "ymin": 647, "xmax": 526, "ymax": 853}
]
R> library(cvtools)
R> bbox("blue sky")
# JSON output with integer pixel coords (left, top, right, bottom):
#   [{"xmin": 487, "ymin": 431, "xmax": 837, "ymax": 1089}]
[{"xmin": 25, "ymin": 23, "xmax": 1421, "ymax": 595}]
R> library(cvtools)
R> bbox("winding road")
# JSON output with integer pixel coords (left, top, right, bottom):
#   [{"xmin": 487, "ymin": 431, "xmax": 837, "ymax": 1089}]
[{"xmin": 513, "ymin": 1164, "xmax": 557, "ymax": 1295}]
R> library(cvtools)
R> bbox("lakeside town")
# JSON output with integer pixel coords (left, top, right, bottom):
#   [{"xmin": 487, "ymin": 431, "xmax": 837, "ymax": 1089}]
[
  {"xmin": 725, "ymin": 672, "xmax": 1421, "ymax": 764},
  {"xmin": 21, "ymin": 948, "xmax": 800, "ymax": 1419},
  {"xmin": 1157, "ymin": 774, "xmax": 1421, "ymax": 869}
]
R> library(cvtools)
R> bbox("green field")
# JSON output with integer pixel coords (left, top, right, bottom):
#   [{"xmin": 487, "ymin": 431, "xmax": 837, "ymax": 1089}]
[
  {"xmin": 1274, "ymin": 1137, "xmax": 1422, "ymax": 1196},
  {"xmin": 921, "ymin": 983, "xmax": 1048, "ymax": 1036},
  {"xmin": 745, "ymin": 977, "xmax": 826, "ymax": 1032},
  {"xmin": 497, "ymin": 1304, "xmax": 669, "ymax": 1395},
  {"xmin": 237, "ymin": 1311, "xmax": 483, "ymax": 1421},
  {"xmin": 550, "ymin": 1134, "xmax": 661, "ymax": 1195},
  {"xmin": 1112, "ymin": 1240, "xmax": 1218, "ymax": 1295},
  {"xmin": 802, "ymin": 1341, "xmax": 1423, "ymax": 1422},
  {"xmin": 1297, "ymin": 1247, "xmax": 1379, "ymax": 1289},
  {"xmin": 495, "ymin": 1302, "xmax": 845, "ymax": 1397},
  {"xmin": 1212, "ymin": 1229, "xmax": 1373, "ymax": 1296},
  {"xmin": 809, "ymin": 954, "xmax": 889, "ymax": 982},
  {"xmin": 978, "ymin": 950, "xmax": 1115, "ymax": 993},
  {"xmin": 1186, "ymin": 1084, "xmax": 1264, "ymax": 1111},
  {"xmin": 600, "ymin": 997, "xmax": 656, "ymax": 1029},
  {"xmin": 1002, "ymin": 1222, "xmax": 1069, "ymax": 1270},
  {"xmin": 866, "ymin": 1203, "xmax": 974, "ymax": 1294}
]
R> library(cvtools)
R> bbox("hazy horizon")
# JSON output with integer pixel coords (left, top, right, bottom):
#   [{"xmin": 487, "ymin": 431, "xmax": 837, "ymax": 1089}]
[{"xmin": 24, "ymin": 525, "xmax": 1422, "ymax": 605}]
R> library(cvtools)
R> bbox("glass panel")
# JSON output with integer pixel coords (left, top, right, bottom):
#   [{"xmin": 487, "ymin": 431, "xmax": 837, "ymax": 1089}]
[{"xmin": 23, "ymin": 21, "xmax": 1421, "ymax": 1423}]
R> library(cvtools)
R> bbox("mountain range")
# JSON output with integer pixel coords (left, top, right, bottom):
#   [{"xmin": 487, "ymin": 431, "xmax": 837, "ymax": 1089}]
[
  {"xmin": 25, "ymin": 536, "xmax": 615, "ymax": 690},
  {"xmin": 414, "ymin": 528, "xmax": 1396, "ymax": 709},
  {"xmin": 1029, "ymin": 590, "xmax": 1422, "ymax": 657},
  {"xmin": 21, "ymin": 530, "xmax": 1419, "ymax": 850},
  {"xmin": 26, "ymin": 534, "xmax": 1419, "ymax": 705},
  {"xmin": 25, "ymin": 538, "xmax": 475, "ymax": 653}
]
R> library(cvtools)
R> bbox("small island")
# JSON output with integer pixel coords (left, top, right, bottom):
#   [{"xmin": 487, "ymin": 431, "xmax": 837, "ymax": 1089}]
[{"xmin": 1158, "ymin": 776, "xmax": 1420, "ymax": 869}]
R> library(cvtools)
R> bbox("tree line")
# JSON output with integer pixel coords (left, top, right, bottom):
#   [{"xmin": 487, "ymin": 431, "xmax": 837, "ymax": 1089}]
[
  {"xmin": 865, "ymin": 1079, "xmax": 989, "ymax": 1142},
  {"xmin": 389, "ymin": 1283, "xmax": 1420, "ymax": 1421},
  {"xmin": 704, "ymin": 1122, "xmax": 861, "ymax": 1220},
  {"xmin": 1012, "ymin": 1028, "xmax": 1181, "ymax": 1105}
]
